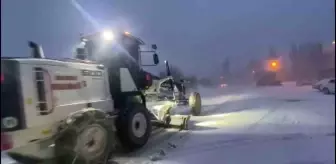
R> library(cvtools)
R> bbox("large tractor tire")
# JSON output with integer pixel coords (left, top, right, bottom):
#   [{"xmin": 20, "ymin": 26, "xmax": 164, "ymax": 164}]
[
  {"xmin": 116, "ymin": 99, "xmax": 152, "ymax": 152},
  {"xmin": 188, "ymin": 92, "xmax": 202, "ymax": 116},
  {"xmin": 322, "ymin": 87, "xmax": 330, "ymax": 95},
  {"xmin": 54, "ymin": 109, "xmax": 114, "ymax": 164}
]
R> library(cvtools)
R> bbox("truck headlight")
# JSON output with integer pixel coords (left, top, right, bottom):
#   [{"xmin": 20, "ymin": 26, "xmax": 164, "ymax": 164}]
[{"xmin": 101, "ymin": 30, "xmax": 114, "ymax": 41}]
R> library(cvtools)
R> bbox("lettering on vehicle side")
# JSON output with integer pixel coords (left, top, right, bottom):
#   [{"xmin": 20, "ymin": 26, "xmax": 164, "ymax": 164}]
[
  {"xmin": 51, "ymin": 81, "xmax": 86, "ymax": 90},
  {"xmin": 81, "ymin": 81, "xmax": 87, "ymax": 87},
  {"xmin": 52, "ymin": 75, "xmax": 86, "ymax": 90},
  {"xmin": 55, "ymin": 75, "xmax": 78, "ymax": 81},
  {"xmin": 81, "ymin": 70, "xmax": 103, "ymax": 77},
  {"xmin": 51, "ymin": 82, "xmax": 82, "ymax": 90}
]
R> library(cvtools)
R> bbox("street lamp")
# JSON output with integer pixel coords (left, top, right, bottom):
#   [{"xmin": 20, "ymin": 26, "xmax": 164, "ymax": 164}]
[{"xmin": 332, "ymin": 40, "xmax": 335, "ymax": 45}]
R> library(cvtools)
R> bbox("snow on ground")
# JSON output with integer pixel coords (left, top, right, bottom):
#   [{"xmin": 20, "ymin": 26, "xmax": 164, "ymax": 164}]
[{"xmin": 152, "ymin": 82, "xmax": 335, "ymax": 164}]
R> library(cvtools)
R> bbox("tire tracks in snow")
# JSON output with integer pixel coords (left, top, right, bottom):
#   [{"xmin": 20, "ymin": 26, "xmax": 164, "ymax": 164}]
[
  {"xmin": 246, "ymin": 100, "xmax": 286, "ymax": 131},
  {"xmin": 159, "ymin": 100, "xmax": 289, "ymax": 158},
  {"xmin": 112, "ymin": 128, "xmax": 187, "ymax": 164},
  {"xmin": 164, "ymin": 132, "xmax": 334, "ymax": 158}
]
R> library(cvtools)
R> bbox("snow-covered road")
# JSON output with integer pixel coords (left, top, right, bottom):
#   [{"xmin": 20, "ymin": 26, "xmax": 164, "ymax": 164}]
[
  {"xmin": 118, "ymin": 82, "xmax": 335, "ymax": 164},
  {"xmin": 193, "ymin": 83, "xmax": 334, "ymax": 134}
]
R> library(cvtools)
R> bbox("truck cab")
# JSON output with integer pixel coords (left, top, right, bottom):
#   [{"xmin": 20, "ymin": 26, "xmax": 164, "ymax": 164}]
[{"xmin": 76, "ymin": 30, "xmax": 159, "ymax": 108}]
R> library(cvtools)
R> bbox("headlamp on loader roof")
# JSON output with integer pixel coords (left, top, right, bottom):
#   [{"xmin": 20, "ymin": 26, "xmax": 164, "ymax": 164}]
[{"xmin": 101, "ymin": 29, "xmax": 114, "ymax": 41}]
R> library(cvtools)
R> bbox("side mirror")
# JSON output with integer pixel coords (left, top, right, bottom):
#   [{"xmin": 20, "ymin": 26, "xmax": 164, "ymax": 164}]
[
  {"xmin": 151, "ymin": 44, "xmax": 157, "ymax": 50},
  {"xmin": 153, "ymin": 53, "xmax": 159, "ymax": 65}
]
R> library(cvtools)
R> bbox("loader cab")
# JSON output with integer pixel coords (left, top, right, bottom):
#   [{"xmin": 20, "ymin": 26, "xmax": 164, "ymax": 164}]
[
  {"xmin": 75, "ymin": 30, "xmax": 159, "ymax": 105},
  {"xmin": 76, "ymin": 30, "xmax": 159, "ymax": 66}
]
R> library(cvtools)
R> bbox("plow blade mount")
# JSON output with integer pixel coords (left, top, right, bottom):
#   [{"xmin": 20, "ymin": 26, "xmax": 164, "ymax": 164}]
[
  {"xmin": 148, "ymin": 100, "xmax": 192, "ymax": 130},
  {"xmin": 168, "ymin": 114, "xmax": 190, "ymax": 130},
  {"xmin": 151, "ymin": 115, "xmax": 190, "ymax": 130}
]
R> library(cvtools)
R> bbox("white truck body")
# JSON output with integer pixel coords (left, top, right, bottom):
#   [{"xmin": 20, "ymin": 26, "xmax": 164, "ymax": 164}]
[{"xmin": 1, "ymin": 58, "xmax": 124, "ymax": 157}]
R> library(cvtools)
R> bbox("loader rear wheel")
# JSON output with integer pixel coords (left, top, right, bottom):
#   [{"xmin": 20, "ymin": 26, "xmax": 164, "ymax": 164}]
[
  {"xmin": 189, "ymin": 92, "xmax": 202, "ymax": 116},
  {"xmin": 54, "ymin": 110, "xmax": 114, "ymax": 164},
  {"xmin": 116, "ymin": 101, "xmax": 151, "ymax": 152}
]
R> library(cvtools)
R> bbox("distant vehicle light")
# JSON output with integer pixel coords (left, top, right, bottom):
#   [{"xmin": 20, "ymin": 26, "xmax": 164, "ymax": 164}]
[
  {"xmin": 124, "ymin": 31, "xmax": 131, "ymax": 35},
  {"xmin": 220, "ymin": 84, "xmax": 227, "ymax": 88},
  {"xmin": 101, "ymin": 30, "xmax": 114, "ymax": 41}
]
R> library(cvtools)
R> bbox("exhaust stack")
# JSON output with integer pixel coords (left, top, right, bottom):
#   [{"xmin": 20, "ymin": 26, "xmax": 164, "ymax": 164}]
[{"xmin": 28, "ymin": 41, "xmax": 45, "ymax": 59}]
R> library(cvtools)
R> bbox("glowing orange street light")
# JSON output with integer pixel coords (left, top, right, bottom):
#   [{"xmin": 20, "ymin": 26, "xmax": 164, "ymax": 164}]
[{"xmin": 266, "ymin": 60, "xmax": 280, "ymax": 71}]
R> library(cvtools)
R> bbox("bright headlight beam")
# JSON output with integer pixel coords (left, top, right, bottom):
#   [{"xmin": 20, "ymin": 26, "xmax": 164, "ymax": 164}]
[
  {"xmin": 101, "ymin": 30, "xmax": 114, "ymax": 41},
  {"xmin": 71, "ymin": 0, "xmax": 100, "ymax": 29}
]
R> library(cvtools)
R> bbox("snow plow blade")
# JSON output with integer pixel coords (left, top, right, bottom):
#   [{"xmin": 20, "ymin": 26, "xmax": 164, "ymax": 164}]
[
  {"xmin": 168, "ymin": 115, "xmax": 190, "ymax": 130},
  {"xmin": 151, "ymin": 115, "xmax": 190, "ymax": 130},
  {"xmin": 149, "ymin": 102, "xmax": 191, "ymax": 130},
  {"xmin": 150, "ymin": 101, "xmax": 191, "ymax": 130}
]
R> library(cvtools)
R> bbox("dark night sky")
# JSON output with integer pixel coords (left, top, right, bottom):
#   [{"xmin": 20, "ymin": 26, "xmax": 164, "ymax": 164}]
[{"xmin": 1, "ymin": 0, "xmax": 335, "ymax": 76}]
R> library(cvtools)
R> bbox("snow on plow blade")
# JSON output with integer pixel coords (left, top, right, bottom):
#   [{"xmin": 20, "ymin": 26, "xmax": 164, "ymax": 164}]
[
  {"xmin": 151, "ymin": 115, "xmax": 190, "ymax": 130},
  {"xmin": 148, "ymin": 101, "xmax": 191, "ymax": 130},
  {"xmin": 168, "ymin": 115, "xmax": 190, "ymax": 130}
]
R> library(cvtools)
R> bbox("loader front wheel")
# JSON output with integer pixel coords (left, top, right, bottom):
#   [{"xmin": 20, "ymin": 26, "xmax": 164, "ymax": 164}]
[
  {"xmin": 116, "ymin": 101, "xmax": 152, "ymax": 152},
  {"xmin": 189, "ymin": 92, "xmax": 202, "ymax": 116}
]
